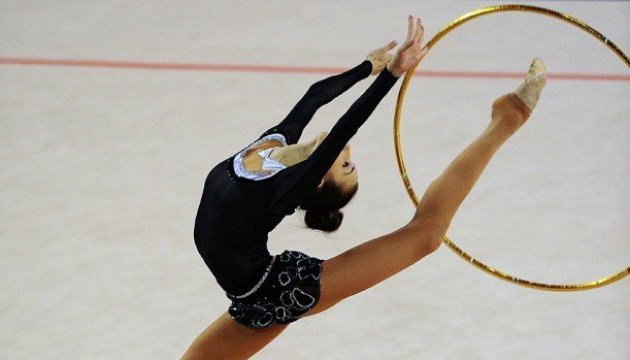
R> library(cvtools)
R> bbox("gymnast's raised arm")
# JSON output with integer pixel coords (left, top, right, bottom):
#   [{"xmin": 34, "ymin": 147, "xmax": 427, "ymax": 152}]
[
  {"xmin": 270, "ymin": 66, "xmax": 399, "ymax": 213},
  {"xmin": 262, "ymin": 42, "xmax": 399, "ymax": 144},
  {"xmin": 269, "ymin": 22, "xmax": 428, "ymax": 213}
]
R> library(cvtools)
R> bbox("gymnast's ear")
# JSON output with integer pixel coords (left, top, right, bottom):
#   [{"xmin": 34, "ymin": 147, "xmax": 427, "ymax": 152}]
[
  {"xmin": 319, "ymin": 170, "xmax": 336, "ymax": 189},
  {"xmin": 318, "ymin": 169, "xmax": 335, "ymax": 189}
]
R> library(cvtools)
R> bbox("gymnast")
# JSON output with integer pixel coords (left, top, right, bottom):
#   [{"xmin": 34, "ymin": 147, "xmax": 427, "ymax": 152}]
[{"xmin": 183, "ymin": 16, "xmax": 547, "ymax": 359}]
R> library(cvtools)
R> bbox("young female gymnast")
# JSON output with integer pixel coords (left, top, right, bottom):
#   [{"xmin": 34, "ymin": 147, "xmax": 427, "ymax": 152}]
[{"xmin": 183, "ymin": 16, "xmax": 547, "ymax": 359}]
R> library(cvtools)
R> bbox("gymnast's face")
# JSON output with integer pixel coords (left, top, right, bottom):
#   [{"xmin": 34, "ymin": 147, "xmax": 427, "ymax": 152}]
[{"xmin": 325, "ymin": 145, "xmax": 358, "ymax": 191}]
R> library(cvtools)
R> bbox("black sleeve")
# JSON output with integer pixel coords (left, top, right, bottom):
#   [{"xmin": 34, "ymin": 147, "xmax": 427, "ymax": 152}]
[
  {"xmin": 260, "ymin": 61, "xmax": 373, "ymax": 144},
  {"xmin": 270, "ymin": 68, "xmax": 399, "ymax": 213}
]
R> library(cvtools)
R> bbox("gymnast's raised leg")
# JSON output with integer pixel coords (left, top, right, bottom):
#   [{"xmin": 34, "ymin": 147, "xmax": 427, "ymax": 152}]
[{"xmin": 311, "ymin": 59, "xmax": 547, "ymax": 314}]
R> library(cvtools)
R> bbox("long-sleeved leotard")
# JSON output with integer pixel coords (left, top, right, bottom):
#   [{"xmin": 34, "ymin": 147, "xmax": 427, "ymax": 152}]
[{"xmin": 194, "ymin": 61, "xmax": 399, "ymax": 295}]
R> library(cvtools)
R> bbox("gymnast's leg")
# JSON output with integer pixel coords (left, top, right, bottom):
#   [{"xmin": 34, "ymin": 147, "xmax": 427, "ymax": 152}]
[
  {"xmin": 181, "ymin": 313, "xmax": 288, "ymax": 360},
  {"xmin": 309, "ymin": 59, "xmax": 547, "ymax": 314}
]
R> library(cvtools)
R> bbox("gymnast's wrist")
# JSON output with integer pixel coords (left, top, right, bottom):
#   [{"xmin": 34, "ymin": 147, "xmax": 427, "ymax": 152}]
[
  {"xmin": 383, "ymin": 65, "xmax": 402, "ymax": 81},
  {"xmin": 386, "ymin": 63, "xmax": 404, "ymax": 78},
  {"xmin": 362, "ymin": 59, "xmax": 374, "ymax": 74}
]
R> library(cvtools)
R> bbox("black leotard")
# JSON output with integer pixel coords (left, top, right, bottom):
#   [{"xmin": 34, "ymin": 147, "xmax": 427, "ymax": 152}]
[{"xmin": 194, "ymin": 61, "xmax": 399, "ymax": 295}]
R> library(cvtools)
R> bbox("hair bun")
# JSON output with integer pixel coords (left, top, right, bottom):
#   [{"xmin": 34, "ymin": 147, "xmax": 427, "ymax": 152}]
[{"xmin": 304, "ymin": 210, "xmax": 343, "ymax": 233}]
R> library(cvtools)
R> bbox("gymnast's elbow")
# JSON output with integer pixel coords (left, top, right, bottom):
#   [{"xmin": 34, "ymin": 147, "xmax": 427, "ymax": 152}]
[{"xmin": 305, "ymin": 81, "xmax": 334, "ymax": 102}]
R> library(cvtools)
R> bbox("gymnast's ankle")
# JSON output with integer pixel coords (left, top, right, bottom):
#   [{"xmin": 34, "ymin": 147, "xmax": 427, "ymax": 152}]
[{"xmin": 489, "ymin": 58, "xmax": 547, "ymax": 131}]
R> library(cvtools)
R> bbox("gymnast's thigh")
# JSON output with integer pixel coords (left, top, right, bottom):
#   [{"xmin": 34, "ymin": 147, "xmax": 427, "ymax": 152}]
[{"xmin": 307, "ymin": 223, "xmax": 439, "ymax": 316}]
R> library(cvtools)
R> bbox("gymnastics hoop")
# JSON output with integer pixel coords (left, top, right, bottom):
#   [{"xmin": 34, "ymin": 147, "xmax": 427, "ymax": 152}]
[{"xmin": 393, "ymin": 4, "xmax": 630, "ymax": 291}]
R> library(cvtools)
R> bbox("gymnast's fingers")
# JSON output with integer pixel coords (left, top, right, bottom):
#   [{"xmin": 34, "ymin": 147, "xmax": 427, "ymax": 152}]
[
  {"xmin": 398, "ymin": 15, "xmax": 417, "ymax": 51},
  {"xmin": 405, "ymin": 15, "xmax": 415, "ymax": 43},
  {"xmin": 415, "ymin": 18, "xmax": 424, "ymax": 43},
  {"xmin": 381, "ymin": 40, "xmax": 398, "ymax": 52}
]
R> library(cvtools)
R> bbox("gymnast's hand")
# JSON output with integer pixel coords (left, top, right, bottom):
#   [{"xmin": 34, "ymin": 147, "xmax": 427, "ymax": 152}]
[
  {"xmin": 366, "ymin": 41, "xmax": 397, "ymax": 75},
  {"xmin": 387, "ymin": 16, "xmax": 429, "ymax": 78}
]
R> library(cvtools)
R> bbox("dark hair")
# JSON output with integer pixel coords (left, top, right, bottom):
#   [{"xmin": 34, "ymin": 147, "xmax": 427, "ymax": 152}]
[{"xmin": 299, "ymin": 179, "xmax": 359, "ymax": 233}]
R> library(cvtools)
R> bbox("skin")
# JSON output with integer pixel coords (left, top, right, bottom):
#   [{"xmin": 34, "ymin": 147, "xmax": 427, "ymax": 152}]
[
  {"xmin": 261, "ymin": 129, "xmax": 357, "ymax": 193},
  {"xmin": 324, "ymin": 144, "xmax": 357, "ymax": 191},
  {"xmin": 182, "ymin": 16, "xmax": 545, "ymax": 360}
]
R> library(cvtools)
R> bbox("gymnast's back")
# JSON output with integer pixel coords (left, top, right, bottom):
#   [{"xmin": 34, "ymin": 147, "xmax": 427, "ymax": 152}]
[{"xmin": 193, "ymin": 156, "xmax": 278, "ymax": 296}]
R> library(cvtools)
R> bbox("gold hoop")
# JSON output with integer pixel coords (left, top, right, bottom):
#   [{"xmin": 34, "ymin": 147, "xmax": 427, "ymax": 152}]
[{"xmin": 393, "ymin": 4, "xmax": 629, "ymax": 291}]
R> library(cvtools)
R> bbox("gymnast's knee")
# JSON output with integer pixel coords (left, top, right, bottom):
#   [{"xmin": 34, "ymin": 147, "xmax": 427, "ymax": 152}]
[
  {"xmin": 427, "ymin": 234, "xmax": 443, "ymax": 253},
  {"xmin": 422, "ymin": 230, "xmax": 443, "ymax": 255},
  {"xmin": 404, "ymin": 220, "xmax": 444, "ymax": 257}
]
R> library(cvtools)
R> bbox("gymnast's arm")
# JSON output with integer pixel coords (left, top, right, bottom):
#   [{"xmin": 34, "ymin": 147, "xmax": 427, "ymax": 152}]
[
  {"xmin": 270, "ymin": 67, "xmax": 400, "ymax": 212},
  {"xmin": 261, "ymin": 61, "xmax": 371, "ymax": 144},
  {"xmin": 263, "ymin": 42, "xmax": 398, "ymax": 144},
  {"xmin": 269, "ymin": 17, "xmax": 429, "ymax": 212}
]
